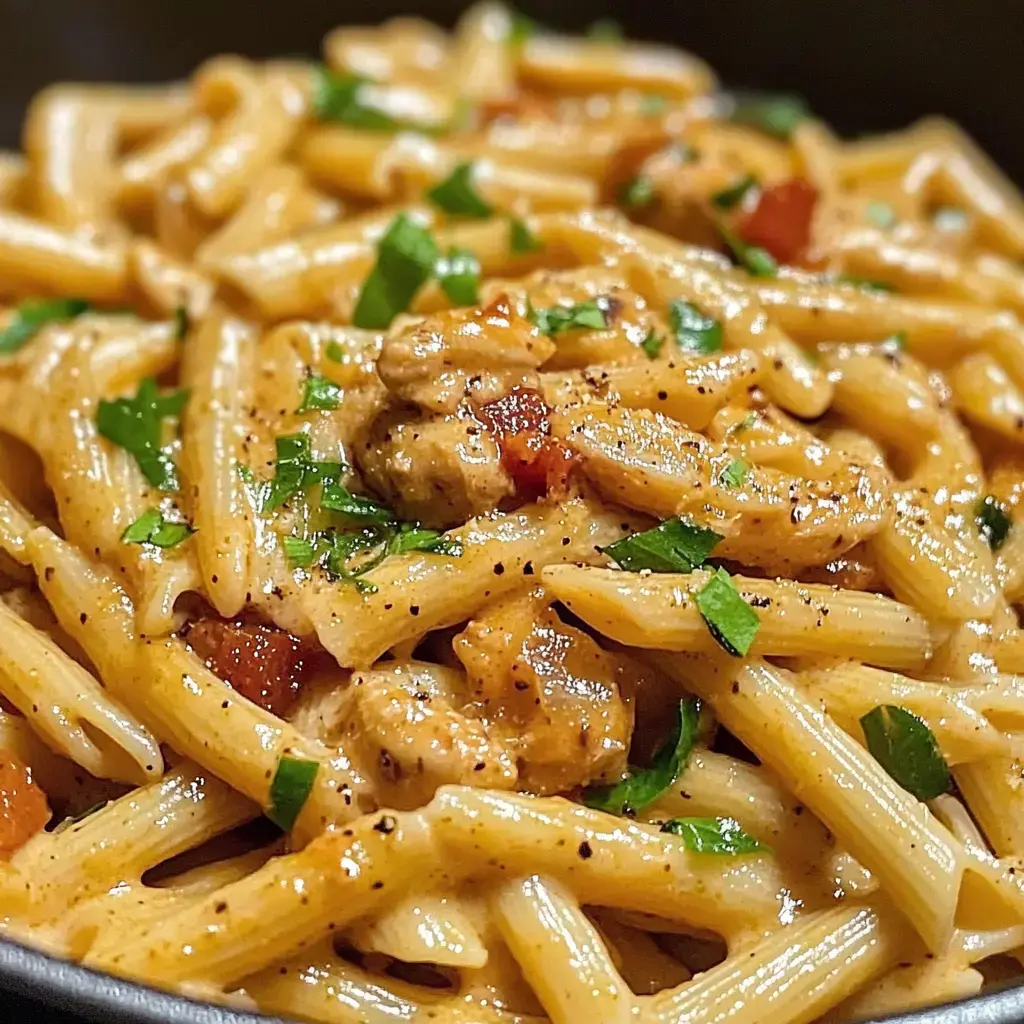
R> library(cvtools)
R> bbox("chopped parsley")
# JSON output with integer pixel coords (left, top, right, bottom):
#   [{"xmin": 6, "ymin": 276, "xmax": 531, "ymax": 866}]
[
  {"xmin": 267, "ymin": 755, "xmax": 319, "ymax": 830},
  {"xmin": 427, "ymin": 162, "xmax": 494, "ymax": 218},
  {"xmin": 835, "ymin": 274, "xmax": 895, "ymax": 293},
  {"xmin": 601, "ymin": 516, "xmax": 722, "ymax": 573},
  {"xmin": 297, "ymin": 374, "xmax": 342, "ymax": 413},
  {"xmin": 865, "ymin": 201, "xmax": 897, "ymax": 229},
  {"xmin": 387, "ymin": 522, "xmax": 463, "ymax": 558},
  {"xmin": 711, "ymin": 174, "xmax": 758, "ymax": 211},
  {"xmin": 353, "ymin": 214, "xmax": 440, "ymax": 330},
  {"xmin": 507, "ymin": 11, "xmax": 540, "ymax": 45},
  {"xmin": 619, "ymin": 174, "xmax": 657, "ymax": 210},
  {"xmin": 660, "ymin": 816, "xmax": 765, "ymax": 855},
  {"xmin": 639, "ymin": 94, "xmax": 668, "ymax": 116},
  {"xmin": 640, "ymin": 329, "xmax": 665, "ymax": 359},
  {"xmin": 860, "ymin": 705, "xmax": 950, "ymax": 801},
  {"xmin": 719, "ymin": 224, "xmax": 778, "ymax": 277},
  {"xmin": 282, "ymin": 534, "xmax": 316, "ymax": 569},
  {"xmin": 96, "ymin": 379, "xmax": 189, "ymax": 492},
  {"xmin": 260, "ymin": 433, "xmax": 343, "ymax": 512},
  {"xmin": 668, "ymin": 299, "xmax": 723, "ymax": 354},
  {"xmin": 528, "ymin": 299, "xmax": 608, "ymax": 336},
  {"xmin": 312, "ymin": 66, "xmax": 434, "ymax": 133},
  {"xmin": 510, "ymin": 216, "xmax": 544, "ymax": 255},
  {"xmin": 320, "ymin": 482, "xmax": 394, "ymax": 526},
  {"xmin": 173, "ymin": 305, "xmax": 189, "ymax": 341},
  {"xmin": 121, "ymin": 508, "xmax": 195, "ymax": 549},
  {"xmin": 0, "ymin": 297, "xmax": 91, "ymax": 355},
  {"xmin": 728, "ymin": 92, "xmax": 809, "ymax": 140},
  {"xmin": 976, "ymin": 495, "xmax": 1012, "ymax": 551},
  {"xmin": 584, "ymin": 699, "xmax": 700, "ymax": 816},
  {"xmin": 325, "ymin": 339, "xmax": 345, "ymax": 363},
  {"xmin": 436, "ymin": 247, "xmax": 481, "ymax": 306},
  {"xmin": 695, "ymin": 567, "xmax": 759, "ymax": 657},
  {"xmin": 718, "ymin": 458, "xmax": 750, "ymax": 488}
]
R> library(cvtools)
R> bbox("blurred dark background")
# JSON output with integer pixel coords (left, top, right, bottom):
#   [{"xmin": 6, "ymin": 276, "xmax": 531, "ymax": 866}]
[{"xmin": 0, "ymin": 0, "xmax": 1021, "ymax": 180}]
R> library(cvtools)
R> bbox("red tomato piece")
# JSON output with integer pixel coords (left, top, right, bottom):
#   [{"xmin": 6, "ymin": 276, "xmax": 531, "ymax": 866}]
[
  {"xmin": 0, "ymin": 751, "xmax": 49, "ymax": 858},
  {"xmin": 186, "ymin": 618, "xmax": 310, "ymax": 718},
  {"xmin": 736, "ymin": 178, "xmax": 818, "ymax": 265},
  {"xmin": 478, "ymin": 386, "xmax": 577, "ymax": 498}
]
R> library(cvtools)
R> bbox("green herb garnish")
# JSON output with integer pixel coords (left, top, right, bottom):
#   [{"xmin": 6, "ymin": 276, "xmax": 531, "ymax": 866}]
[
  {"xmin": 601, "ymin": 516, "xmax": 722, "ymax": 573},
  {"xmin": 584, "ymin": 699, "xmax": 700, "ymax": 816},
  {"xmin": 976, "ymin": 495, "xmax": 1012, "ymax": 551},
  {"xmin": 0, "ymin": 297, "xmax": 91, "ymax": 355},
  {"xmin": 436, "ymin": 247, "xmax": 481, "ymax": 306},
  {"xmin": 321, "ymin": 482, "xmax": 395, "ymax": 526},
  {"xmin": 668, "ymin": 299, "xmax": 723, "ymax": 354},
  {"xmin": 268, "ymin": 755, "xmax": 319, "ymax": 830},
  {"xmin": 719, "ymin": 224, "xmax": 778, "ymax": 277},
  {"xmin": 261, "ymin": 434, "xmax": 343, "ymax": 512},
  {"xmin": 528, "ymin": 299, "xmax": 608, "ymax": 336},
  {"xmin": 586, "ymin": 19, "xmax": 623, "ymax": 41},
  {"xmin": 860, "ymin": 705, "xmax": 951, "ymax": 801},
  {"xmin": 297, "ymin": 374, "xmax": 342, "ymax": 413},
  {"xmin": 835, "ymin": 275, "xmax": 895, "ymax": 293},
  {"xmin": 510, "ymin": 216, "xmax": 544, "ymax": 255},
  {"xmin": 96, "ymin": 379, "xmax": 188, "ymax": 491},
  {"xmin": 325, "ymin": 340, "xmax": 345, "ymax": 363},
  {"xmin": 718, "ymin": 458, "xmax": 750, "ymax": 489},
  {"xmin": 312, "ymin": 66, "xmax": 431, "ymax": 133},
  {"xmin": 640, "ymin": 329, "xmax": 664, "ymax": 359},
  {"xmin": 639, "ymin": 95, "xmax": 668, "ymax": 116},
  {"xmin": 507, "ymin": 11, "xmax": 539, "ymax": 45},
  {"xmin": 427, "ymin": 162, "xmax": 493, "ymax": 218},
  {"xmin": 711, "ymin": 174, "xmax": 758, "ymax": 210},
  {"xmin": 695, "ymin": 567, "xmax": 759, "ymax": 657},
  {"xmin": 728, "ymin": 92, "xmax": 809, "ymax": 140},
  {"xmin": 173, "ymin": 305, "xmax": 189, "ymax": 341},
  {"xmin": 282, "ymin": 534, "xmax": 316, "ymax": 569},
  {"xmin": 660, "ymin": 816, "xmax": 765, "ymax": 854},
  {"xmin": 121, "ymin": 508, "xmax": 195, "ymax": 549},
  {"xmin": 620, "ymin": 174, "xmax": 656, "ymax": 210},
  {"xmin": 865, "ymin": 201, "xmax": 897, "ymax": 229},
  {"xmin": 353, "ymin": 214, "xmax": 440, "ymax": 329}
]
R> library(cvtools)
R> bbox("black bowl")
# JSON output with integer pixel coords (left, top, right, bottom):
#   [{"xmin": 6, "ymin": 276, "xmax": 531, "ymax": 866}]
[{"xmin": 1, "ymin": 0, "xmax": 1023, "ymax": 1021}]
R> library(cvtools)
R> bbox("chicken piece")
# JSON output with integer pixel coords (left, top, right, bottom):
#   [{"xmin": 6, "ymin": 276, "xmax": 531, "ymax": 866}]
[
  {"xmin": 341, "ymin": 661, "xmax": 517, "ymax": 808},
  {"xmin": 376, "ymin": 298, "xmax": 555, "ymax": 415},
  {"xmin": 454, "ymin": 590, "xmax": 633, "ymax": 794},
  {"xmin": 358, "ymin": 405, "xmax": 514, "ymax": 529}
]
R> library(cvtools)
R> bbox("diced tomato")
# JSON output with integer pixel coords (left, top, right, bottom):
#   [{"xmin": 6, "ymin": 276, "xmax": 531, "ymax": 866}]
[
  {"xmin": 186, "ymin": 618, "xmax": 311, "ymax": 717},
  {"xmin": 0, "ymin": 752, "xmax": 49, "ymax": 857},
  {"xmin": 478, "ymin": 386, "xmax": 577, "ymax": 498},
  {"xmin": 736, "ymin": 178, "xmax": 818, "ymax": 265}
]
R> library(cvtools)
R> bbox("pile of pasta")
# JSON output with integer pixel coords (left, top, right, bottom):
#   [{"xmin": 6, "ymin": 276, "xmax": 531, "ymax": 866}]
[{"xmin": 5, "ymin": 7, "xmax": 1024, "ymax": 1024}]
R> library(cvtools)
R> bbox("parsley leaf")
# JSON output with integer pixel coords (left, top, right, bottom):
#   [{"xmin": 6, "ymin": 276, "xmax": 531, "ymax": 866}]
[
  {"xmin": 509, "ymin": 216, "xmax": 544, "ymax": 255},
  {"xmin": 173, "ymin": 305, "xmax": 189, "ymax": 341},
  {"xmin": 668, "ymin": 299, "xmax": 723, "ymax": 354},
  {"xmin": 267, "ymin": 755, "xmax": 319, "ymax": 830},
  {"xmin": 860, "ymin": 705, "xmax": 951, "ymax": 801},
  {"xmin": 660, "ymin": 816, "xmax": 765, "ymax": 855},
  {"xmin": 297, "ymin": 374, "xmax": 342, "ymax": 413},
  {"xmin": 325, "ymin": 339, "xmax": 345, "ymax": 363},
  {"xmin": 387, "ymin": 522, "xmax": 464, "ymax": 558},
  {"xmin": 584, "ymin": 699, "xmax": 700, "ymax": 816},
  {"xmin": 601, "ymin": 516, "xmax": 722, "ymax": 573},
  {"xmin": 282, "ymin": 534, "xmax": 316, "ymax": 569},
  {"xmin": 865, "ymin": 201, "xmax": 897, "ymax": 229},
  {"xmin": 695, "ymin": 567, "xmax": 759, "ymax": 657},
  {"xmin": 835, "ymin": 274, "xmax": 895, "ymax": 293},
  {"xmin": 640, "ymin": 329, "xmax": 664, "ymax": 359},
  {"xmin": 312, "ymin": 66, "xmax": 432, "ymax": 133},
  {"xmin": 427, "ymin": 162, "xmax": 494, "ymax": 218},
  {"xmin": 711, "ymin": 174, "xmax": 758, "ymax": 210},
  {"xmin": 507, "ymin": 11, "xmax": 540, "ymax": 45},
  {"xmin": 353, "ymin": 214, "xmax": 440, "ymax": 329},
  {"xmin": 96, "ymin": 379, "xmax": 188, "ymax": 492},
  {"xmin": 718, "ymin": 458, "xmax": 750, "ymax": 489},
  {"xmin": 639, "ymin": 94, "xmax": 668, "ymax": 116},
  {"xmin": 261, "ymin": 434, "xmax": 343, "ymax": 512},
  {"xmin": 321, "ymin": 482, "xmax": 394, "ymax": 526},
  {"xmin": 728, "ymin": 92, "xmax": 809, "ymax": 140},
  {"xmin": 436, "ymin": 247, "xmax": 481, "ymax": 306},
  {"xmin": 619, "ymin": 174, "xmax": 657, "ymax": 210},
  {"xmin": 0, "ymin": 297, "xmax": 91, "ymax": 355},
  {"xmin": 976, "ymin": 495, "xmax": 1012, "ymax": 551},
  {"xmin": 528, "ymin": 299, "xmax": 608, "ymax": 336},
  {"xmin": 718, "ymin": 224, "xmax": 778, "ymax": 277},
  {"xmin": 121, "ymin": 508, "xmax": 195, "ymax": 549}
]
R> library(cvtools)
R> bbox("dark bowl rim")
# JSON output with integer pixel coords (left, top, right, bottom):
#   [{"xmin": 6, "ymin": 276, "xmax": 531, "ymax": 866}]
[{"xmin": 1, "ymin": 934, "xmax": 1023, "ymax": 1024}]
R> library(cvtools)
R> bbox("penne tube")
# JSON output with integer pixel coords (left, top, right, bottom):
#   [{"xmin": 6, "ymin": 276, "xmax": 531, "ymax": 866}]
[{"xmin": 543, "ymin": 565, "xmax": 934, "ymax": 671}]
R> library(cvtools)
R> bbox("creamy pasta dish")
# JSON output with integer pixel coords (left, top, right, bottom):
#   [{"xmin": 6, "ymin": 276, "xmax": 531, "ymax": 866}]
[{"xmin": 3, "ymin": 8, "xmax": 1024, "ymax": 1024}]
